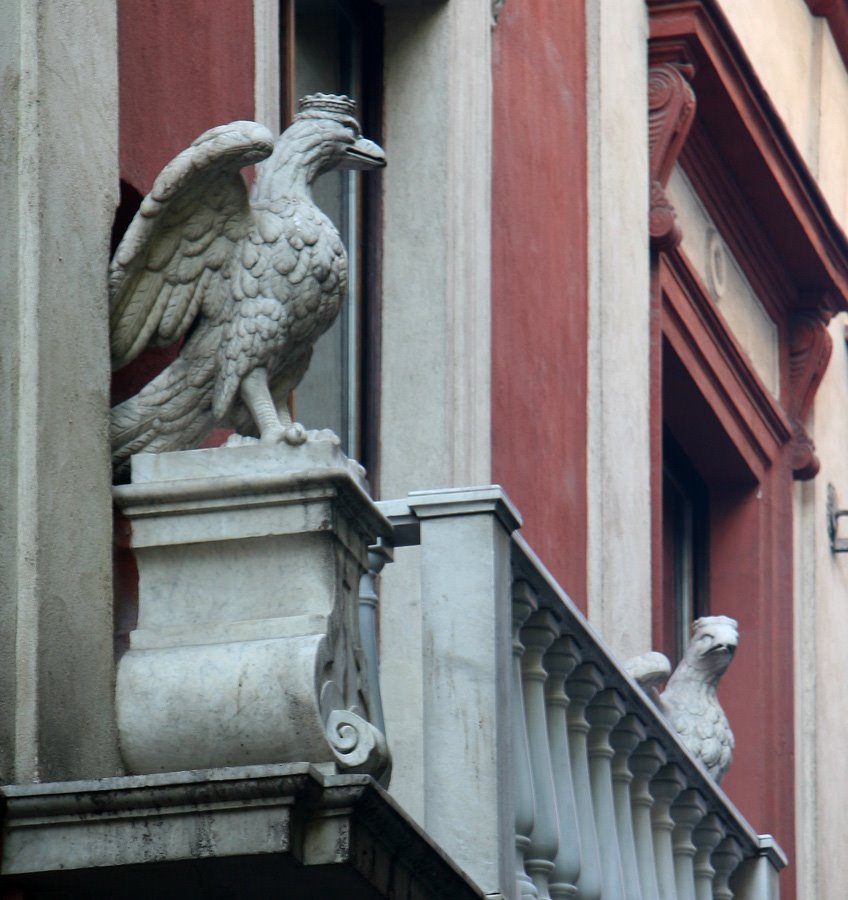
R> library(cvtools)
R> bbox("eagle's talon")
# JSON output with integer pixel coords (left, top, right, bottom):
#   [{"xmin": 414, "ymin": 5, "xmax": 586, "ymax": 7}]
[
  {"xmin": 259, "ymin": 425, "xmax": 288, "ymax": 445},
  {"xmin": 283, "ymin": 423, "xmax": 307, "ymax": 445}
]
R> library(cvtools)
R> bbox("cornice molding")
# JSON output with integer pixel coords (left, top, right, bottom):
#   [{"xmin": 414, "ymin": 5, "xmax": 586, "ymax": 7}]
[
  {"xmin": 648, "ymin": 0, "xmax": 848, "ymax": 316},
  {"xmin": 649, "ymin": 0, "xmax": 848, "ymax": 480},
  {"xmin": 660, "ymin": 253, "xmax": 792, "ymax": 480},
  {"xmin": 649, "ymin": 62, "xmax": 697, "ymax": 252},
  {"xmin": 805, "ymin": 0, "xmax": 848, "ymax": 72}
]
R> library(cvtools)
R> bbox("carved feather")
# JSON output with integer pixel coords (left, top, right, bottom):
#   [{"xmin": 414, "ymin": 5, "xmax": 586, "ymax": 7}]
[
  {"xmin": 109, "ymin": 121, "xmax": 274, "ymax": 369},
  {"xmin": 658, "ymin": 616, "xmax": 738, "ymax": 782}
]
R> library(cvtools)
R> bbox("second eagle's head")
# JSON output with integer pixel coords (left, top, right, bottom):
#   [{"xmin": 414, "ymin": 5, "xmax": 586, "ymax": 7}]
[{"xmin": 686, "ymin": 615, "xmax": 738, "ymax": 682}]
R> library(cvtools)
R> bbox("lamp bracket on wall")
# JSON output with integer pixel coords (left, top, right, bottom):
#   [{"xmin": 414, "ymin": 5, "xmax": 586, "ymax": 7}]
[{"xmin": 827, "ymin": 483, "xmax": 848, "ymax": 553}]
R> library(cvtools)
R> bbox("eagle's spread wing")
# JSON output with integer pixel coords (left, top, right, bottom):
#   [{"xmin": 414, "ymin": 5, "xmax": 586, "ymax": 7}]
[{"xmin": 109, "ymin": 121, "xmax": 274, "ymax": 369}]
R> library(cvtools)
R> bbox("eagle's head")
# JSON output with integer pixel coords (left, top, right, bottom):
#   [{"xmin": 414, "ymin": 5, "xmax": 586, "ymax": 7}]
[
  {"xmin": 685, "ymin": 615, "xmax": 738, "ymax": 683},
  {"xmin": 290, "ymin": 94, "xmax": 386, "ymax": 180}
]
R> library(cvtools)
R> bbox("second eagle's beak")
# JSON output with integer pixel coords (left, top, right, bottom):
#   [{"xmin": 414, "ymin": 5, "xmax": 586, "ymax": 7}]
[{"xmin": 344, "ymin": 137, "xmax": 386, "ymax": 170}]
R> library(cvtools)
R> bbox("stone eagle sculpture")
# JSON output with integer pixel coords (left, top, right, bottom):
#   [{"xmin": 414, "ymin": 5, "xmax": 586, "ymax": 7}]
[
  {"xmin": 626, "ymin": 615, "xmax": 738, "ymax": 783},
  {"xmin": 109, "ymin": 94, "xmax": 385, "ymax": 478}
]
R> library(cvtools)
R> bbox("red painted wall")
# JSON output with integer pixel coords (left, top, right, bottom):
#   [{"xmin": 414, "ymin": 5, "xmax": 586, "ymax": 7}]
[
  {"xmin": 491, "ymin": 0, "xmax": 588, "ymax": 605},
  {"xmin": 114, "ymin": 0, "xmax": 255, "ymax": 407},
  {"xmin": 113, "ymin": 0, "xmax": 256, "ymax": 635},
  {"xmin": 118, "ymin": 0, "xmax": 256, "ymax": 195}
]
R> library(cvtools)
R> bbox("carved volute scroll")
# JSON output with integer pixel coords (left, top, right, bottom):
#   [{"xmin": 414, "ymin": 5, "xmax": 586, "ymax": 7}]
[
  {"xmin": 788, "ymin": 311, "xmax": 833, "ymax": 480},
  {"xmin": 649, "ymin": 62, "xmax": 696, "ymax": 253}
]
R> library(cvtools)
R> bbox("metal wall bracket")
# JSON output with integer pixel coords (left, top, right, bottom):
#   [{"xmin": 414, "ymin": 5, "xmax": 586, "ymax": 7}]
[{"xmin": 827, "ymin": 483, "xmax": 848, "ymax": 553}]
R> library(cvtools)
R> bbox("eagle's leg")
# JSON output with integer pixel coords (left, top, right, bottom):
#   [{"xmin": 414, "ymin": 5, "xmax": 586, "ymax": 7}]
[{"xmin": 240, "ymin": 368, "xmax": 307, "ymax": 446}]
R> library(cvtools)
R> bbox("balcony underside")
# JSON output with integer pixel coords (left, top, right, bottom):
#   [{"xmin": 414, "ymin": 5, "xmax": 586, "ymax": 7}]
[{"xmin": 1, "ymin": 763, "xmax": 485, "ymax": 900}]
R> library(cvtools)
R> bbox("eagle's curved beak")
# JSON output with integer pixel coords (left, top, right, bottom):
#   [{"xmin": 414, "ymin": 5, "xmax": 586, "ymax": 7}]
[{"xmin": 345, "ymin": 137, "xmax": 386, "ymax": 170}]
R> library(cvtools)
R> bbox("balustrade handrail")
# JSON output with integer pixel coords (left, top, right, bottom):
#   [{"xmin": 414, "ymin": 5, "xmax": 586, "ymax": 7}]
[{"xmin": 510, "ymin": 531, "xmax": 775, "ymax": 866}]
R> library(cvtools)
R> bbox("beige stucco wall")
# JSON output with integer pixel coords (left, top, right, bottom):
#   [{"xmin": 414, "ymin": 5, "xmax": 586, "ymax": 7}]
[
  {"xmin": 380, "ymin": 0, "xmax": 492, "ymax": 499},
  {"xmin": 721, "ymin": 0, "xmax": 848, "ymax": 231},
  {"xmin": 795, "ymin": 314, "xmax": 848, "ymax": 899},
  {"xmin": 0, "ymin": 1, "xmax": 122, "ymax": 782},
  {"xmin": 585, "ymin": 0, "xmax": 652, "ymax": 660}
]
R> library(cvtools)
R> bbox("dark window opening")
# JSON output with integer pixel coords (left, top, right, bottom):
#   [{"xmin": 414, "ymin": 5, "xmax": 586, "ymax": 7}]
[{"xmin": 662, "ymin": 430, "xmax": 710, "ymax": 663}]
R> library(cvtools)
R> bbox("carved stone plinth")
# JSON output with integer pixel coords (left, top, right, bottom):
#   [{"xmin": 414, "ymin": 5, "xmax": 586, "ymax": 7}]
[{"xmin": 113, "ymin": 438, "xmax": 391, "ymax": 778}]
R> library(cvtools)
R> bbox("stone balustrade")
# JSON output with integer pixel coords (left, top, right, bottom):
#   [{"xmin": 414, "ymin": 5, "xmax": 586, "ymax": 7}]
[
  {"xmin": 377, "ymin": 486, "xmax": 787, "ymax": 900},
  {"xmin": 509, "ymin": 533, "xmax": 785, "ymax": 900}
]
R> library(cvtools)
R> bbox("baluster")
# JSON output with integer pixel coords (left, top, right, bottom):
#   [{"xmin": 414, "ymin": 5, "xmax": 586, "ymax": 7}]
[
  {"xmin": 671, "ymin": 789, "xmax": 707, "ymax": 900},
  {"xmin": 544, "ymin": 637, "xmax": 582, "ymax": 899},
  {"xmin": 712, "ymin": 836, "xmax": 743, "ymax": 900},
  {"xmin": 650, "ymin": 763, "xmax": 686, "ymax": 900},
  {"xmin": 358, "ymin": 543, "xmax": 392, "ymax": 740},
  {"xmin": 512, "ymin": 582, "xmax": 540, "ymax": 898},
  {"xmin": 692, "ymin": 814, "xmax": 725, "ymax": 900},
  {"xmin": 521, "ymin": 607, "xmax": 562, "ymax": 900},
  {"xmin": 629, "ymin": 740, "xmax": 666, "ymax": 900},
  {"xmin": 566, "ymin": 663, "xmax": 604, "ymax": 900},
  {"xmin": 585, "ymin": 689, "xmax": 626, "ymax": 899},
  {"xmin": 610, "ymin": 715, "xmax": 646, "ymax": 900}
]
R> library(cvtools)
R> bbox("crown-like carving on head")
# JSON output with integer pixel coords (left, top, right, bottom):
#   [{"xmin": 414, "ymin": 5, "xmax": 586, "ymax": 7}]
[{"xmin": 297, "ymin": 93, "xmax": 357, "ymax": 117}]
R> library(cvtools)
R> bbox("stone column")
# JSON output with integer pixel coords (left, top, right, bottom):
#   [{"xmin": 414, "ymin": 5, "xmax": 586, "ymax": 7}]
[
  {"xmin": 692, "ymin": 813, "xmax": 724, "ymax": 900},
  {"xmin": 359, "ymin": 543, "xmax": 392, "ymax": 742},
  {"xmin": 381, "ymin": 0, "xmax": 492, "ymax": 496},
  {"xmin": 566, "ymin": 663, "xmax": 604, "ymax": 900},
  {"xmin": 513, "ymin": 583, "xmax": 541, "ymax": 899},
  {"xmin": 585, "ymin": 0, "xmax": 652, "ymax": 661},
  {"xmin": 586, "ymin": 689, "xmax": 626, "ymax": 898},
  {"xmin": 408, "ymin": 486, "xmax": 520, "ymax": 898},
  {"xmin": 521, "ymin": 605, "xmax": 562, "ymax": 899},
  {"xmin": 611, "ymin": 715, "xmax": 647, "ymax": 900},
  {"xmin": 630, "ymin": 740, "xmax": 666, "ymax": 900},
  {"xmin": 0, "ymin": 0, "xmax": 121, "ymax": 782},
  {"xmin": 713, "ymin": 836, "xmax": 744, "ymax": 900},
  {"xmin": 650, "ymin": 763, "xmax": 686, "ymax": 900},
  {"xmin": 671, "ymin": 789, "xmax": 708, "ymax": 900},
  {"xmin": 545, "ymin": 637, "xmax": 583, "ymax": 899}
]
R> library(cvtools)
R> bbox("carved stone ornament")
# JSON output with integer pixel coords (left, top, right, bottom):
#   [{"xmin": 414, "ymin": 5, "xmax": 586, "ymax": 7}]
[
  {"xmin": 627, "ymin": 616, "xmax": 737, "ymax": 783},
  {"xmin": 109, "ymin": 94, "xmax": 385, "ymax": 480},
  {"xmin": 649, "ymin": 62, "xmax": 696, "ymax": 253},
  {"xmin": 114, "ymin": 437, "xmax": 391, "ymax": 779},
  {"xmin": 788, "ymin": 311, "xmax": 833, "ymax": 480}
]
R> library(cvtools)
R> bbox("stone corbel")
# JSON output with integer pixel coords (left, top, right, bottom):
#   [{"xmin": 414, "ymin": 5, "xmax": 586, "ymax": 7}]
[
  {"xmin": 649, "ymin": 62, "xmax": 696, "ymax": 253},
  {"xmin": 788, "ymin": 311, "xmax": 833, "ymax": 480}
]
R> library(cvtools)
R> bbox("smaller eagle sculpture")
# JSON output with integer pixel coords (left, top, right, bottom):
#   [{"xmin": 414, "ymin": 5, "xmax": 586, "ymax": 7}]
[
  {"xmin": 626, "ymin": 615, "xmax": 738, "ymax": 783},
  {"xmin": 109, "ymin": 94, "xmax": 385, "ymax": 479}
]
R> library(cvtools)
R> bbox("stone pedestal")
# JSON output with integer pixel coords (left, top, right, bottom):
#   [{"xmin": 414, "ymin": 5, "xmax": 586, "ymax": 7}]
[{"xmin": 113, "ymin": 438, "xmax": 391, "ymax": 778}]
